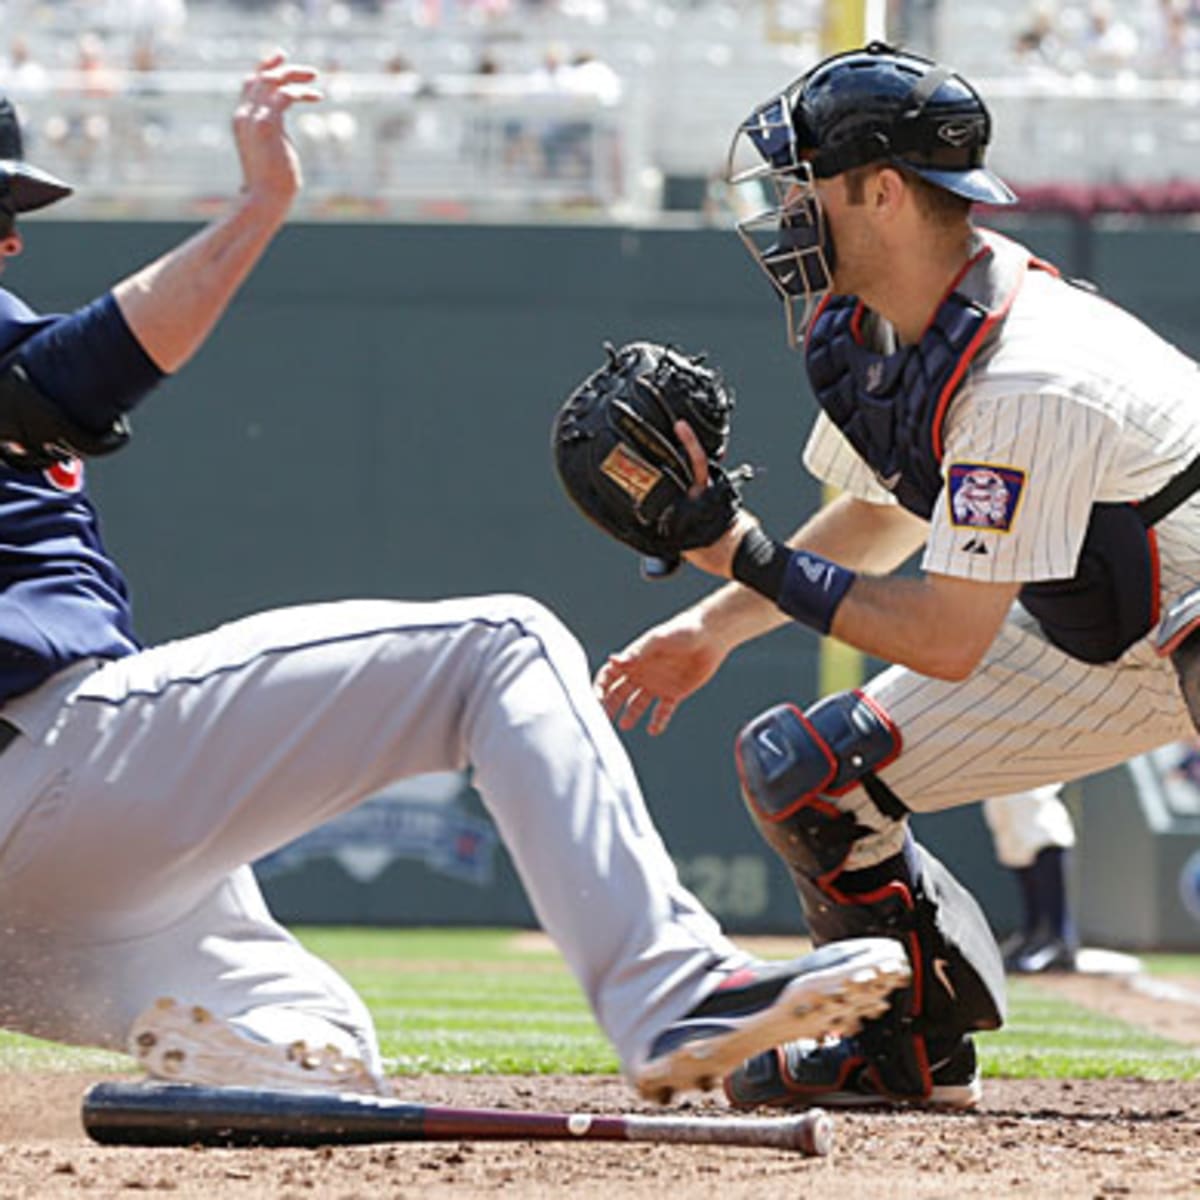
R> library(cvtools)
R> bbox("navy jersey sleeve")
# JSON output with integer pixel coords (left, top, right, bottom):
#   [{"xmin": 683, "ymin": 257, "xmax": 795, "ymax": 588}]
[{"xmin": 0, "ymin": 288, "xmax": 164, "ymax": 433}]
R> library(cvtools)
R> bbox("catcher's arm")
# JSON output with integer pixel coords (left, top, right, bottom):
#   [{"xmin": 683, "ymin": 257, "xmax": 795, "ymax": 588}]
[
  {"xmin": 677, "ymin": 424, "xmax": 928, "ymax": 579},
  {"xmin": 597, "ymin": 444, "xmax": 928, "ymax": 734},
  {"xmin": 675, "ymin": 424, "xmax": 1016, "ymax": 679}
]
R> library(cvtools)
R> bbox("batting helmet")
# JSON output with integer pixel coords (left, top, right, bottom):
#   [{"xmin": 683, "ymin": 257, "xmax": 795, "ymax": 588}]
[{"xmin": 0, "ymin": 97, "xmax": 73, "ymax": 232}]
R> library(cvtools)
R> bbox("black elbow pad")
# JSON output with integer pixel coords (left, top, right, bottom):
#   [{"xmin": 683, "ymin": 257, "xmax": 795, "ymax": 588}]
[{"xmin": 0, "ymin": 362, "xmax": 131, "ymax": 470}]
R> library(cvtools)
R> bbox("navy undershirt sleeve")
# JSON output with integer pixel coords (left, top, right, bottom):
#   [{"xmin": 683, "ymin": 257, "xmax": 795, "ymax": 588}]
[{"xmin": 12, "ymin": 292, "xmax": 165, "ymax": 431}]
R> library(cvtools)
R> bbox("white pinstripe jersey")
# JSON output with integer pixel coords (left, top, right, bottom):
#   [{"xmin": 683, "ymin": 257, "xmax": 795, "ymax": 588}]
[{"xmin": 803, "ymin": 253, "xmax": 1200, "ymax": 612}]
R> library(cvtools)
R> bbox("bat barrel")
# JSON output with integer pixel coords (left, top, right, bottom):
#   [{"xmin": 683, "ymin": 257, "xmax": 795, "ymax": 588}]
[
  {"xmin": 84, "ymin": 1083, "xmax": 430, "ymax": 1147},
  {"xmin": 84, "ymin": 1084, "xmax": 630, "ymax": 1148}
]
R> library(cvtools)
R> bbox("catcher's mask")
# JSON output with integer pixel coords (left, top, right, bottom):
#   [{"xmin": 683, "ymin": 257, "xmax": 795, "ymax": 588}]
[
  {"xmin": 0, "ymin": 97, "xmax": 73, "ymax": 237},
  {"xmin": 727, "ymin": 41, "xmax": 1016, "ymax": 346}
]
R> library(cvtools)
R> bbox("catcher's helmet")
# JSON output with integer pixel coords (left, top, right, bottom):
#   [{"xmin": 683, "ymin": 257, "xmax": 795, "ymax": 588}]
[
  {"xmin": 789, "ymin": 42, "xmax": 1014, "ymax": 204},
  {"xmin": 735, "ymin": 41, "xmax": 1014, "ymax": 206},
  {"xmin": 727, "ymin": 42, "xmax": 1014, "ymax": 345},
  {"xmin": 0, "ymin": 97, "xmax": 73, "ymax": 229}
]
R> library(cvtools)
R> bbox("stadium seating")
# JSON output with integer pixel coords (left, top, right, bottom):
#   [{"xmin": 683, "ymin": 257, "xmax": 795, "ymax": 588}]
[{"xmin": 3, "ymin": 0, "xmax": 1200, "ymax": 219}]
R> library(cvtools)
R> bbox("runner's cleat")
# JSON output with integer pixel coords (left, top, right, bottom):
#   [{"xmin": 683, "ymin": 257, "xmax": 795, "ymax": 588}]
[
  {"xmin": 634, "ymin": 937, "xmax": 911, "ymax": 1103},
  {"xmin": 128, "ymin": 997, "xmax": 385, "ymax": 1095}
]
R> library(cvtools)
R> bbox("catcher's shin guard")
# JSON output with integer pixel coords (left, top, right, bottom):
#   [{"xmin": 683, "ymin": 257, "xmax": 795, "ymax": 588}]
[{"xmin": 735, "ymin": 694, "xmax": 1006, "ymax": 1099}]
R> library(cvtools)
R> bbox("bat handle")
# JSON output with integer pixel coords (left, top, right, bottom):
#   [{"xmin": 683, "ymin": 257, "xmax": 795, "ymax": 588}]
[{"xmin": 623, "ymin": 1109, "xmax": 834, "ymax": 1156}]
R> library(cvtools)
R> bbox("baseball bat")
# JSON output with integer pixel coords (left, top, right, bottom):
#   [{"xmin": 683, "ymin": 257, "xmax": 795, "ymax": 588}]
[{"xmin": 81, "ymin": 1082, "xmax": 833, "ymax": 1157}]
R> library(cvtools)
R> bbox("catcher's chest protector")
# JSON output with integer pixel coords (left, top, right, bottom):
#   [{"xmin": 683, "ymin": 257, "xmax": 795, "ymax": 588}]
[{"xmin": 804, "ymin": 231, "xmax": 1046, "ymax": 519}]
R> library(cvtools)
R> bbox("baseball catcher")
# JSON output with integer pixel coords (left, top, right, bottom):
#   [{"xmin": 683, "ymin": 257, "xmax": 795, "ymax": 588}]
[{"xmin": 552, "ymin": 340, "xmax": 748, "ymax": 579}]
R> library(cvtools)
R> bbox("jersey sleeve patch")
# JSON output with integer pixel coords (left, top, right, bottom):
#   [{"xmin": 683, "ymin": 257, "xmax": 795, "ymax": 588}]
[{"xmin": 946, "ymin": 462, "xmax": 1025, "ymax": 532}]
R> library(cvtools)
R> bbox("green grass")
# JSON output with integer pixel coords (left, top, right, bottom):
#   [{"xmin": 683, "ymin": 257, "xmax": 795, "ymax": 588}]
[
  {"xmin": 1, "ymin": 927, "xmax": 1198, "ymax": 1081},
  {"xmin": 987, "ymin": 977, "xmax": 1200, "ymax": 1080},
  {"xmin": 296, "ymin": 927, "xmax": 614, "ymax": 1075},
  {"xmin": 1139, "ymin": 953, "xmax": 1200, "ymax": 977}
]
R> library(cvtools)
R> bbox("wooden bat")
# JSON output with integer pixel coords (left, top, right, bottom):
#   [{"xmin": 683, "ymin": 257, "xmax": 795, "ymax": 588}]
[{"xmin": 82, "ymin": 1082, "xmax": 834, "ymax": 1157}]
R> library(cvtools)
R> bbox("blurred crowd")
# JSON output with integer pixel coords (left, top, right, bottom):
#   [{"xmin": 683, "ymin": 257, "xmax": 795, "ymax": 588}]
[
  {"xmin": 1008, "ymin": 0, "xmax": 1200, "ymax": 79},
  {"xmin": 4, "ymin": 0, "xmax": 1200, "ymax": 218},
  {"xmin": 0, "ymin": 0, "xmax": 644, "ymax": 204}
]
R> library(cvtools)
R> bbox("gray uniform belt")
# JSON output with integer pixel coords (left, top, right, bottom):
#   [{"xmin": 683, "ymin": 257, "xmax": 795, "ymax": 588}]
[{"xmin": 0, "ymin": 718, "xmax": 19, "ymax": 754}]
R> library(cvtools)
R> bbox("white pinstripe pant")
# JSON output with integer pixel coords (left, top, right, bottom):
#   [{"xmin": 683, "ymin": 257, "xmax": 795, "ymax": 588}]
[{"xmin": 839, "ymin": 604, "xmax": 1193, "ymax": 870}]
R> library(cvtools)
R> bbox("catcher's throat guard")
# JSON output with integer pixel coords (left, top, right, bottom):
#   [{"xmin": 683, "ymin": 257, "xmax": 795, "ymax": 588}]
[{"xmin": 553, "ymin": 340, "xmax": 747, "ymax": 578}]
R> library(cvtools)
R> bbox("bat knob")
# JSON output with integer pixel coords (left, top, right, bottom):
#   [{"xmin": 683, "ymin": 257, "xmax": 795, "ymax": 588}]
[{"xmin": 802, "ymin": 1107, "xmax": 835, "ymax": 1157}]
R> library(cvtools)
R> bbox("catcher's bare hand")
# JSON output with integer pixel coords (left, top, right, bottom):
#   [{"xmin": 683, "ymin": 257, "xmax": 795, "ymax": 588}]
[
  {"xmin": 674, "ymin": 419, "xmax": 762, "ymax": 577},
  {"xmin": 595, "ymin": 611, "xmax": 729, "ymax": 735},
  {"xmin": 234, "ymin": 51, "xmax": 323, "ymax": 216}
]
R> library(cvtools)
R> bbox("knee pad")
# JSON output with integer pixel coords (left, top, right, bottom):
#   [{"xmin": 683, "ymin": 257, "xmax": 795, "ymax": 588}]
[{"xmin": 735, "ymin": 690, "xmax": 901, "ymax": 876}]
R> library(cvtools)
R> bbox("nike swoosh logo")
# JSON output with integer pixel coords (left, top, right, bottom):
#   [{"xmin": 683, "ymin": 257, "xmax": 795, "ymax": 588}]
[
  {"xmin": 932, "ymin": 957, "xmax": 957, "ymax": 1000},
  {"xmin": 795, "ymin": 554, "xmax": 834, "ymax": 587},
  {"xmin": 756, "ymin": 727, "xmax": 783, "ymax": 758}
]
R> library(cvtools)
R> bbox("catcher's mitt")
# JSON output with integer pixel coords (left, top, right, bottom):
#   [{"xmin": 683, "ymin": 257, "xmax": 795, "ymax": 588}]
[{"xmin": 552, "ymin": 340, "xmax": 747, "ymax": 578}]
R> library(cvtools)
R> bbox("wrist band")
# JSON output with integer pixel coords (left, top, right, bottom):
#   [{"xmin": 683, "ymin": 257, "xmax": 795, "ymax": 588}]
[
  {"xmin": 732, "ymin": 527, "xmax": 855, "ymax": 635},
  {"xmin": 778, "ymin": 548, "xmax": 855, "ymax": 634},
  {"xmin": 731, "ymin": 525, "xmax": 789, "ymax": 598}
]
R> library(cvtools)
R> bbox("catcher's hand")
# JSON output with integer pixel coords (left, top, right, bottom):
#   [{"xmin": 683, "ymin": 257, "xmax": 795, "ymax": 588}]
[{"xmin": 552, "ymin": 340, "xmax": 749, "ymax": 578}]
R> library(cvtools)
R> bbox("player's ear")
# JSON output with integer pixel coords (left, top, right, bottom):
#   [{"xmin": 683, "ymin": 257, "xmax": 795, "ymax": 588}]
[
  {"xmin": 0, "ymin": 229, "xmax": 23, "ymax": 258},
  {"xmin": 873, "ymin": 167, "xmax": 906, "ymax": 216}
]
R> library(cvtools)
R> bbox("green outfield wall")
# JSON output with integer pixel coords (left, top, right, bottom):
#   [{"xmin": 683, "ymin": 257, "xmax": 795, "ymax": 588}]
[{"xmin": 16, "ymin": 214, "xmax": 1200, "ymax": 945}]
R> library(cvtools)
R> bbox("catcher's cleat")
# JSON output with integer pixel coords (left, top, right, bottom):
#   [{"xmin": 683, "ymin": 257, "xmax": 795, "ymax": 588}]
[
  {"xmin": 633, "ymin": 937, "xmax": 911, "ymax": 1104},
  {"xmin": 127, "ymin": 997, "xmax": 385, "ymax": 1095},
  {"xmin": 725, "ymin": 1031, "xmax": 981, "ymax": 1111}
]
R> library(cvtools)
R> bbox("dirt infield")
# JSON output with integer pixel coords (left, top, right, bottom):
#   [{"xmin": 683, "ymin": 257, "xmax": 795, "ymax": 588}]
[{"xmin": 2, "ymin": 972, "xmax": 1198, "ymax": 1199}]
